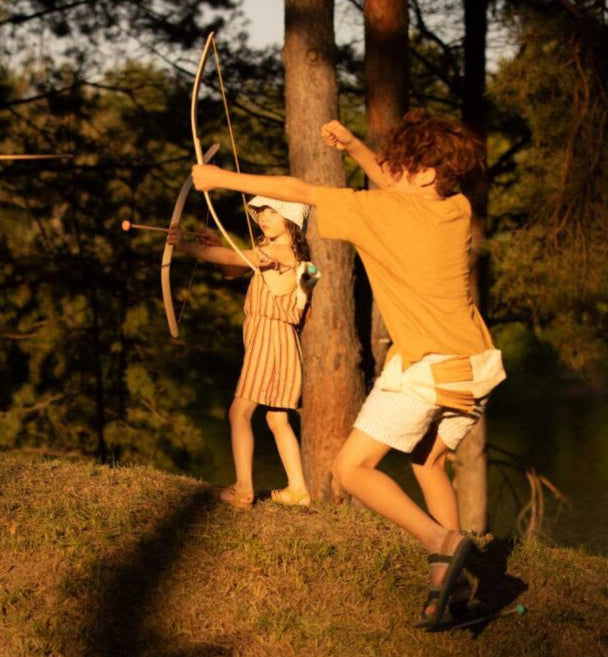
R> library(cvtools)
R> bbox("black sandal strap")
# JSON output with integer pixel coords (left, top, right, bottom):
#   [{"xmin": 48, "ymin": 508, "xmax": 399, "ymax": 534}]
[
  {"xmin": 428, "ymin": 553, "xmax": 453, "ymax": 565},
  {"xmin": 419, "ymin": 588, "xmax": 441, "ymax": 616},
  {"xmin": 423, "ymin": 588, "xmax": 441, "ymax": 602}
]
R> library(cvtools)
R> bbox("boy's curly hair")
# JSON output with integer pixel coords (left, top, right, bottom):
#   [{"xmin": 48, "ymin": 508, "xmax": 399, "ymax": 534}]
[{"xmin": 378, "ymin": 108, "xmax": 486, "ymax": 196}]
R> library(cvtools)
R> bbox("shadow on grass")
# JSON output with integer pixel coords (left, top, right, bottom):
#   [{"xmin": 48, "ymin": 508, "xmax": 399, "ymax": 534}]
[
  {"xmin": 72, "ymin": 486, "xmax": 235, "ymax": 657},
  {"xmin": 454, "ymin": 537, "xmax": 528, "ymax": 636}
]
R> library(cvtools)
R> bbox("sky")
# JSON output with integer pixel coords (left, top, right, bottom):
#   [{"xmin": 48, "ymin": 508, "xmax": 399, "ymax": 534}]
[
  {"xmin": 241, "ymin": 0, "xmax": 284, "ymax": 48},
  {"xmin": 239, "ymin": 1, "xmax": 512, "ymax": 71},
  {"xmin": 240, "ymin": 0, "xmax": 364, "ymax": 50}
]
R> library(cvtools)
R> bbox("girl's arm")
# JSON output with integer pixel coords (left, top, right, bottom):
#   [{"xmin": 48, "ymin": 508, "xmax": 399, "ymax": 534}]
[
  {"xmin": 191, "ymin": 166, "xmax": 319, "ymax": 206},
  {"xmin": 168, "ymin": 227, "xmax": 295, "ymax": 275},
  {"xmin": 320, "ymin": 120, "xmax": 394, "ymax": 189},
  {"xmin": 168, "ymin": 225, "xmax": 254, "ymax": 277},
  {"xmin": 194, "ymin": 227, "xmax": 250, "ymax": 278}
]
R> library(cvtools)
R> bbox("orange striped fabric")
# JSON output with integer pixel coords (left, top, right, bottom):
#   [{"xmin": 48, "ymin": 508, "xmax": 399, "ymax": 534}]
[{"xmin": 234, "ymin": 272, "xmax": 303, "ymax": 409}]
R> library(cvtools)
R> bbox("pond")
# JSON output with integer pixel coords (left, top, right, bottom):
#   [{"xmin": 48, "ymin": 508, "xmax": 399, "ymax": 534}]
[{"xmin": 190, "ymin": 388, "xmax": 608, "ymax": 557}]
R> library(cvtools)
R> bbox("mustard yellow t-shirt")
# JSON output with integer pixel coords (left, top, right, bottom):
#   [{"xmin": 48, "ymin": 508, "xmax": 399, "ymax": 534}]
[{"xmin": 315, "ymin": 187, "xmax": 494, "ymax": 367}]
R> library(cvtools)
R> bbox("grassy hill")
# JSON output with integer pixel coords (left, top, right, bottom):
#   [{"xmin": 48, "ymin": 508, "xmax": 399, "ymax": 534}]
[{"xmin": 1, "ymin": 452, "xmax": 607, "ymax": 657}]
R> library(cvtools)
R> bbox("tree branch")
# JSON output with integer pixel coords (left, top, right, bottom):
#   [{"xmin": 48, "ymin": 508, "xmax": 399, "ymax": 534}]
[
  {"xmin": 0, "ymin": 84, "xmax": 85, "ymax": 110},
  {"xmin": 409, "ymin": 49, "xmax": 461, "ymax": 95},
  {"xmin": 488, "ymin": 135, "xmax": 531, "ymax": 179},
  {"xmin": 410, "ymin": 0, "xmax": 462, "ymax": 80},
  {"xmin": 0, "ymin": 1, "xmax": 91, "ymax": 27}
]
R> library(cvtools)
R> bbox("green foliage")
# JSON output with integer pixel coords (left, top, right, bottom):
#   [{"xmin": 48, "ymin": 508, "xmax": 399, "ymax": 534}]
[
  {"xmin": 488, "ymin": 4, "xmax": 608, "ymax": 386},
  {"xmin": 0, "ymin": 56, "xmax": 254, "ymax": 469},
  {"xmin": 492, "ymin": 321, "xmax": 558, "ymax": 377}
]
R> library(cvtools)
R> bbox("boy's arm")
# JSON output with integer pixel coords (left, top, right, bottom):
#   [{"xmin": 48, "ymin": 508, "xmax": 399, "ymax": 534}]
[
  {"xmin": 190, "ymin": 120, "xmax": 394, "ymax": 202},
  {"xmin": 191, "ymin": 166, "xmax": 319, "ymax": 206},
  {"xmin": 320, "ymin": 120, "xmax": 394, "ymax": 189}
]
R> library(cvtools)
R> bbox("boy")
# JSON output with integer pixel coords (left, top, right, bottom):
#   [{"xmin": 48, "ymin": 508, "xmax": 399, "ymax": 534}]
[{"xmin": 190, "ymin": 108, "xmax": 505, "ymax": 629}]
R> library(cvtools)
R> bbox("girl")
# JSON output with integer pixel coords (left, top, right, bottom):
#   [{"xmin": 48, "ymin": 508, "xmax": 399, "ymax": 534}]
[{"xmin": 167, "ymin": 196, "xmax": 318, "ymax": 509}]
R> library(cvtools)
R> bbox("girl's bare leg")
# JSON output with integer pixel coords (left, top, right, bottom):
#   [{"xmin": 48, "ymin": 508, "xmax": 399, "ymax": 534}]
[
  {"xmin": 227, "ymin": 397, "xmax": 257, "ymax": 494},
  {"xmin": 266, "ymin": 410, "xmax": 308, "ymax": 493},
  {"xmin": 411, "ymin": 435, "xmax": 459, "ymax": 530}
]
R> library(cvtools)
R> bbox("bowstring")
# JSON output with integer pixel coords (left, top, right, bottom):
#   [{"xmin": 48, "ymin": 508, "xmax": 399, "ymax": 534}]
[
  {"xmin": 210, "ymin": 36, "xmax": 257, "ymax": 250},
  {"xmin": 176, "ymin": 171, "xmax": 214, "ymax": 328}
]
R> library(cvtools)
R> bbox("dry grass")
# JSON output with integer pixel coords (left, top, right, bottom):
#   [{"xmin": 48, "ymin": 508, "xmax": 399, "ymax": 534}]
[{"xmin": 1, "ymin": 451, "xmax": 607, "ymax": 657}]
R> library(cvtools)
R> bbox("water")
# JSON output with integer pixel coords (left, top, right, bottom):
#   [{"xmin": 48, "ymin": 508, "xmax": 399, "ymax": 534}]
[
  {"xmin": 485, "ymin": 393, "xmax": 608, "ymax": 556},
  {"xmin": 192, "ymin": 392, "xmax": 608, "ymax": 556}
]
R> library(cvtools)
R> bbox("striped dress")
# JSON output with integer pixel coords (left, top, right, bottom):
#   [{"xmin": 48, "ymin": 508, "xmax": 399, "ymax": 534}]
[{"xmin": 234, "ymin": 271, "xmax": 303, "ymax": 409}]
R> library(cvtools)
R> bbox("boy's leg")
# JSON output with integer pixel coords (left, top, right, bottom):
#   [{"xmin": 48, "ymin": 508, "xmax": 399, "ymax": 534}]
[
  {"xmin": 411, "ymin": 430, "xmax": 459, "ymax": 530},
  {"xmin": 266, "ymin": 409, "xmax": 308, "ymax": 494},
  {"xmin": 411, "ymin": 431, "xmax": 472, "ymax": 617},
  {"xmin": 333, "ymin": 428, "xmax": 470, "ymax": 621},
  {"xmin": 413, "ymin": 401, "xmax": 488, "ymax": 530},
  {"xmin": 332, "ymin": 428, "xmax": 453, "ymax": 554},
  {"xmin": 227, "ymin": 397, "xmax": 257, "ymax": 494}
]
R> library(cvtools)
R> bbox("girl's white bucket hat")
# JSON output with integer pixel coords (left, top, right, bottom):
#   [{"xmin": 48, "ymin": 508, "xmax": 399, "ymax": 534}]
[{"xmin": 247, "ymin": 195, "xmax": 310, "ymax": 230}]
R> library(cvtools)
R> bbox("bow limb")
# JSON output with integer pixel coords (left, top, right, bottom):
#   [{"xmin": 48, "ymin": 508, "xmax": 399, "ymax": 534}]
[
  {"xmin": 161, "ymin": 144, "xmax": 220, "ymax": 338},
  {"xmin": 161, "ymin": 174, "xmax": 192, "ymax": 338},
  {"xmin": 191, "ymin": 32, "xmax": 259, "ymax": 274}
]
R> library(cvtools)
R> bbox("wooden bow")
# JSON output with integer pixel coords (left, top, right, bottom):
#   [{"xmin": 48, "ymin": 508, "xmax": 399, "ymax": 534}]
[
  {"xmin": 161, "ymin": 145, "xmax": 219, "ymax": 339},
  {"xmin": 161, "ymin": 31, "xmax": 259, "ymax": 338}
]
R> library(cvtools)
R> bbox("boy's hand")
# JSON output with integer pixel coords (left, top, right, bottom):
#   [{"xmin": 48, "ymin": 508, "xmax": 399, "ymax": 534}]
[
  {"xmin": 167, "ymin": 224, "xmax": 183, "ymax": 247},
  {"xmin": 320, "ymin": 120, "xmax": 355, "ymax": 151},
  {"xmin": 195, "ymin": 227, "xmax": 220, "ymax": 246},
  {"xmin": 191, "ymin": 163, "xmax": 222, "ymax": 192}
]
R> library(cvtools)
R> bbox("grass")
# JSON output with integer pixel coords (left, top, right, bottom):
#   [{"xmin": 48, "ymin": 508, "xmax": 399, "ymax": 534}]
[{"xmin": 1, "ymin": 451, "xmax": 607, "ymax": 657}]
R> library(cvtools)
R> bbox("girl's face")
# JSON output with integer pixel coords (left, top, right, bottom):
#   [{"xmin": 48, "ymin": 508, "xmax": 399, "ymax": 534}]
[{"xmin": 257, "ymin": 207, "xmax": 289, "ymax": 240}]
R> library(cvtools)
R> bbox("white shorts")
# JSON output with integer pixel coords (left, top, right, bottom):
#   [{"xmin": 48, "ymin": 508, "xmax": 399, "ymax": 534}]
[{"xmin": 354, "ymin": 378, "xmax": 487, "ymax": 454}]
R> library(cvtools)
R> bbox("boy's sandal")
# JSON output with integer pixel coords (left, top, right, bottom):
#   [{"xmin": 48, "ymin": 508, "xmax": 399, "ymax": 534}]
[
  {"xmin": 270, "ymin": 487, "xmax": 311, "ymax": 507},
  {"xmin": 413, "ymin": 530, "xmax": 474, "ymax": 630},
  {"xmin": 449, "ymin": 575, "xmax": 480, "ymax": 617},
  {"xmin": 218, "ymin": 485, "xmax": 255, "ymax": 509}
]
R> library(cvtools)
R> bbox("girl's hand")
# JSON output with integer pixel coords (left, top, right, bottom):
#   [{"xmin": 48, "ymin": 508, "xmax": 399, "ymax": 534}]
[
  {"xmin": 191, "ymin": 163, "xmax": 223, "ymax": 192},
  {"xmin": 320, "ymin": 120, "xmax": 355, "ymax": 151},
  {"xmin": 167, "ymin": 224, "xmax": 183, "ymax": 247},
  {"xmin": 195, "ymin": 227, "xmax": 220, "ymax": 246}
]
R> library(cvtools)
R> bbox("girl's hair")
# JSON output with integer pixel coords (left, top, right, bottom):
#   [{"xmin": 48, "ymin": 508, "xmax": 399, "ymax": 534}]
[
  {"xmin": 378, "ymin": 108, "xmax": 486, "ymax": 196},
  {"xmin": 284, "ymin": 220, "xmax": 311, "ymax": 263}
]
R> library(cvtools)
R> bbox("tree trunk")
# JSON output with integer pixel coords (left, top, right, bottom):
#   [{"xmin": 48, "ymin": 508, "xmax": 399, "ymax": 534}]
[
  {"xmin": 364, "ymin": 0, "xmax": 408, "ymax": 148},
  {"xmin": 284, "ymin": 0, "xmax": 365, "ymax": 499},
  {"xmin": 364, "ymin": 0, "xmax": 409, "ymax": 375},
  {"xmin": 455, "ymin": 0, "xmax": 490, "ymax": 533}
]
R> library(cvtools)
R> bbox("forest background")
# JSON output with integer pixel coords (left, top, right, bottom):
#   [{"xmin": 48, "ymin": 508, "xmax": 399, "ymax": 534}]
[{"xmin": 1, "ymin": 0, "xmax": 607, "ymax": 554}]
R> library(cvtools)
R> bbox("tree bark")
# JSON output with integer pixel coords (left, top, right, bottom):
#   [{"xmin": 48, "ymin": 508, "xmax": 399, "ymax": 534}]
[
  {"xmin": 455, "ymin": 0, "xmax": 490, "ymax": 533},
  {"xmin": 364, "ymin": 0, "xmax": 409, "ymax": 149},
  {"xmin": 364, "ymin": 0, "xmax": 409, "ymax": 375},
  {"xmin": 284, "ymin": 0, "xmax": 365, "ymax": 499}
]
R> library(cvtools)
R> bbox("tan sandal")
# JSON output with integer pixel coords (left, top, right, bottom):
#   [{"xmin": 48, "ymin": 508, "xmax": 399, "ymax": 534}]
[
  {"xmin": 270, "ymin": 487, "xmax": 311, "ymax": 507},
  {"xmin": 219, "ymin": 485, "xmax": 254, "ymax": 509}
]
